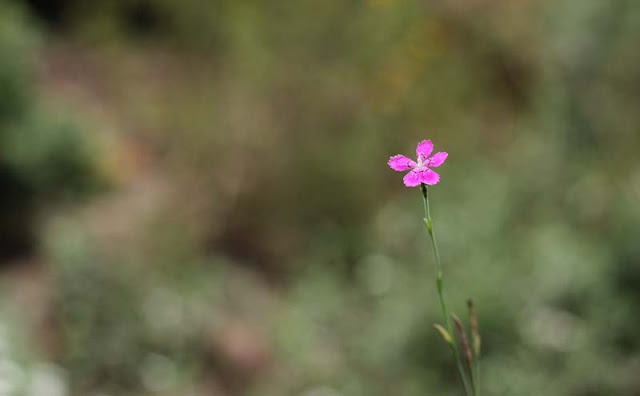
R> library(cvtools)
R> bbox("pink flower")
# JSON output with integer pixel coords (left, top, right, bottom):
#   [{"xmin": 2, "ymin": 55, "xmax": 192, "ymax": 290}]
[{"xmin": 388, "ymin": 140, "xmax": 448, "ymax": 187}]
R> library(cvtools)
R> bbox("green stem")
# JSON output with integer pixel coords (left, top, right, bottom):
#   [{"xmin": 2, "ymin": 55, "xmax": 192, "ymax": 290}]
[
  {"xmin": 473, "ymin": 363, "xmax": 480, "ymax": 396},
  {"xmin": 421, "ymin": 184, "xmax": 474, "ymax": 395}
]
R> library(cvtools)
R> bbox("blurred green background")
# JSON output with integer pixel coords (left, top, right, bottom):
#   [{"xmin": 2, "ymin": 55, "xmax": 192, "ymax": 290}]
[{"xmin": 1, "ymin": 0, "xmax": 639, "ymax": 395}]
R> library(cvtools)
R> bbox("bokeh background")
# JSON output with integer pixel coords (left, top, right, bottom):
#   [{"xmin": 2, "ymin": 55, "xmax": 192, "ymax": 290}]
[{"xmin": 1, "ymin": 0, "xmax": 639, "ymax": 395}]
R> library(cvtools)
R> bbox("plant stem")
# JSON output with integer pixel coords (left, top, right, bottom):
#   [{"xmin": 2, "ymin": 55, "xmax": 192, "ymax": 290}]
[
  {"xmin": 472, "ymin": 363, "xmax": 480, "ymax": 396},
  {"xmin": 420, "ymin": 184, "xmax": 474, "ymax": 395}
]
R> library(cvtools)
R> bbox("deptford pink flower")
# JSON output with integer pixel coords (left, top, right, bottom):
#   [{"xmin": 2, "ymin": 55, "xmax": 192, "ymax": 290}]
[{"xmin": 388, "ymin": 140, "xmax": 448, "ymax": 187}]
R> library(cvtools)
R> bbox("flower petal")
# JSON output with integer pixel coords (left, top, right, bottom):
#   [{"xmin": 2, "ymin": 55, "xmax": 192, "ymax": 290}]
[
  {"xmin": 416, "ymin": 140, "xmax": 434, "ymax": 161},
  {"xmin": 388, "ymin": 155, "xmax": 417, "ymax": 171},
  {"xmin": 427, "ymin": 152, "xmax": 448, "ymax": 167},
  {"xmin": 420, "ymin": 169, "xmax": 440, "ymax": 185},
  {"xmin": 403, "ymin": 170, "xmax": 422, "ymax": 187}
]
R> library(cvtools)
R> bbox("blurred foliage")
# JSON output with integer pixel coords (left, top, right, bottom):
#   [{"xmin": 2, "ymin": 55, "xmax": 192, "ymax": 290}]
[
  {"xmin": 1, "ymin": 0, "xmax": 640, "ymax": 395},
  {"xmin": 0, "ymin": 0, "xmax": 102, "ymax": 258}
]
